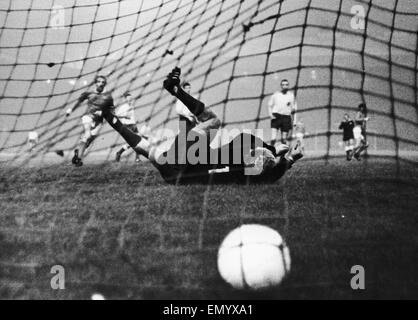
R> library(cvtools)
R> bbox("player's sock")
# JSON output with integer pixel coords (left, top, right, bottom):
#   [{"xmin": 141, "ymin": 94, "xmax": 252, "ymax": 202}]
[
  {"xmin": 345, "ymin": 146, "xmax": 351, "ymax": 161},
  {"xmin": 79, "ymin": 142, "xmax": 88, "ymax": 160},
  {"xmin": 72, "ymin": 149, "xmax": 79, "ymax": 164},
  {"xmin": 72, "ymin": 148, "xmax": 83, "ymax": 166}
]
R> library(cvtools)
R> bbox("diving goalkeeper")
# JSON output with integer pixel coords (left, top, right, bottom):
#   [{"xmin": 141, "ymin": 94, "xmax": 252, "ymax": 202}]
[{"xmin": 102, "ymin": 67, "xmax": 303, "ymax": 184}]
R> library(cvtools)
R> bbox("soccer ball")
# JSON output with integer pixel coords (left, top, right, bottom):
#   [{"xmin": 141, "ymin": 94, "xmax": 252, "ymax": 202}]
[
  {"xmin": 217, "ymin": 224, "xmax": 291, "ymax": 290},
  {"xmin": 91, "ymin": 293, "xmax": 105, "ymax": 300}
]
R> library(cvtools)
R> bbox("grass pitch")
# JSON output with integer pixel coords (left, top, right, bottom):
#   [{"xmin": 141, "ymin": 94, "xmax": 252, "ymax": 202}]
[{"xmin": 0, "ymin": 158, "xmax": 417, "ymax": 299}]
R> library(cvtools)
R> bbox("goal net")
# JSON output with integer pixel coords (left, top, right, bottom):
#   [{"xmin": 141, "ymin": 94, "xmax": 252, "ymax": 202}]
[{"xmin": 0, "ymin": 0, "xmax": 417, "ymax": 165}]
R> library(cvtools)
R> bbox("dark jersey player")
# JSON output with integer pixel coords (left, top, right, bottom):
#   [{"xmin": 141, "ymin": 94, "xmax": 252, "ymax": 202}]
[
  {"xmin": 66, "ymin": 75, "xmax": 114, "ymax": 166},
  {"xmin": 102, "ymin": 67, "xmax": 303, "ymax": 184},
  {"xmin": 339, "ymin": 113, "xmax": 355, "ymax": 161}
]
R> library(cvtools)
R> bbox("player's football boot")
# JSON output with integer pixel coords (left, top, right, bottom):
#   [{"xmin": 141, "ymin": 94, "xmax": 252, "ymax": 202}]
[
  {"xmin": 288, "ymin": 141, "xmax": 304, "ymax": 162},
  {"xmin": 115, "ymin": 150, "xmax": 123, "ymax": 162},
  {"xmin": 163, "ymin": 67, "xmax": 181, "ymax": 96},
  {"xmin": 72, "ymin": 149, "xmax": 83, "ymax": 166},
  {"xmin": 71, "ymin": 149, "xmax": 79, "ymax": 164},
  {"xmin": 74, "ymin": 160, "xmax": 83, "ymax": 167}
]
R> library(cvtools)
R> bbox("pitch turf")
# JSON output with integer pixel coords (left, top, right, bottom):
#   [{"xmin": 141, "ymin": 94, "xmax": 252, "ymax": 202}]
[{"xmin": 0, "ymin": 158, "xmax": 417, "ymax": 299}]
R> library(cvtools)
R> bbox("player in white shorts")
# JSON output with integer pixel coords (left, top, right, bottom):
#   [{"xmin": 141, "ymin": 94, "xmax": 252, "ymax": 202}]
[
  {"xmin": 293, "ymin": 118, "xmax": 305, "ymax": 151},
  {"xmin": 115, "ymin": 92, "xmax": 141, "ymax": 163},
  {"xmin": 28, "ymin": 131, "xmax": 39, "ymax": 151},
  {"xmin": 353, "ymin": 103, "xmax": 370, "ymax": 161},
  {"xmin": 353, "ymin": 124, "xmax": 368, "ymax": 161}
]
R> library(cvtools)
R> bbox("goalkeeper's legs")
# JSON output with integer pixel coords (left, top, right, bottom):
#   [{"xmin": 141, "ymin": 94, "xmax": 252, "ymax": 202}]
[{"xmin": 163, "ymin": 67, "xmax": 205, "ymax": 117}]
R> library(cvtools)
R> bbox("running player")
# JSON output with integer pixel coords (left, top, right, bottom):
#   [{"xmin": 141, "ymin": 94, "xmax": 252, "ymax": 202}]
[
  {"xmin": 293, "ymin": 118, "xmax": 306, "ymax": 151},
  {"xmin": 66, "ymin": 75, "xmax": 114, "ymax": 167},
  {"xmin": 28, "ymin": 131, "xmax": 39, "ymax": 152},
  {"xmin": 268, "ymin": 79, "xmax": 297, "ymax": 147},
  {"xmin": 353, "ymin": 123, "xmax": 368, "ymax": 161},
  {"xmin": 102, "ymin": 67, "xmax": 303, "ymax": 184},
  {"xmin": 356, "ymin": 103, "xmax": 369, "ymax": 140},
  {"xmin": 353, "ymin": 103, "xmax": 369, "ymax": 160},
  {"xmin": 115, "ymin": 92, "xmax": 141, "ymax": 163},
  {"xmin": 339, "ymin": 113, "xmax": 355, "ymax": 161},
  {"xmin": 175, "ymin": 82, "xmax": 199, "ymax": 125}
]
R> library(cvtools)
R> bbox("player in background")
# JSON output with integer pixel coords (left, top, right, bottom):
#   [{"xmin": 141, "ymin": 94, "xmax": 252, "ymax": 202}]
[
  {"xmin": 102, "ymin": 67, "xmax": 303, "ymax": 184},
  {"xmin": 268, "ymin": 79, "xmax": 297, "ymax": 147},
  {"xmin": 356, "ymin": 103, "xmax": 369, "ymax": 140},
  {"xmin": 338, "ymin": 113, "xmax": 355, "ymax": 161},
  {"xmin": 175, "ymin": 82, "xmax": 199, "ymax": 124},
  {"xmin": 65, "ymin": 75, "xmax": 114, "ymax": 167},
  {"xmin": 28, "ymin": 131, "xmax": 39, "ymax": 152},
  {"xmin": 293, "ymin": 118, "xmax": 305, "ymax": 152},
  {"xmin": 353, "ymin": 123, "xmax": 368, "ymax": 161},
  {"xmin": 353, "ymin": 103, "xmax": 369, "ymax": 161},
  {"xmin": 115, "ymin": 92, "xmax": 141, "ymax": 163}
]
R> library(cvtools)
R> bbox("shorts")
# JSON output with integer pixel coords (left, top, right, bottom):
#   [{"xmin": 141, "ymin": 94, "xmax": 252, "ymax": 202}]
[
  {"xmin": 271, "ymin": 113, "xmax": 292, "ymax": 132},
  {"xmin": 82, "ymin": 114, "xmax": 103, "ymax": 136},
  {"xmin": 353, "ymin": 126, "xmax": 363, "ymax": 140}
]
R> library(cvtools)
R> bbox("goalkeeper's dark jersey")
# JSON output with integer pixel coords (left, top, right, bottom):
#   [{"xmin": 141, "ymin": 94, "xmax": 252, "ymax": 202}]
[
  {"xmin": 153, "ymin": 133, "xmax": 289, "ymax": 185},
  {"xmin": 78, "ymin": 91, "xmax": 114, "ymax": 120}
]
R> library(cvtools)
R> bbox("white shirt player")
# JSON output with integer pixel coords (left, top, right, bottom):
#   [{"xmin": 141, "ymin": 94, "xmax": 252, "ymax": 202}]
[
  {"xmin": 116, "ymin": 103, "xmax": 136, "ymax": 125},
  {"xmin": 268, "ymin": 91, "xmax": 297, "ymax": 116}
]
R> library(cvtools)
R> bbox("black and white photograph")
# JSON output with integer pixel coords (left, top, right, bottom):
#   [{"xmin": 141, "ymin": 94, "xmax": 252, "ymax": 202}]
[{"xmin": 0, "ymin": 0, "xmax": 417, "ymax": 304}]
